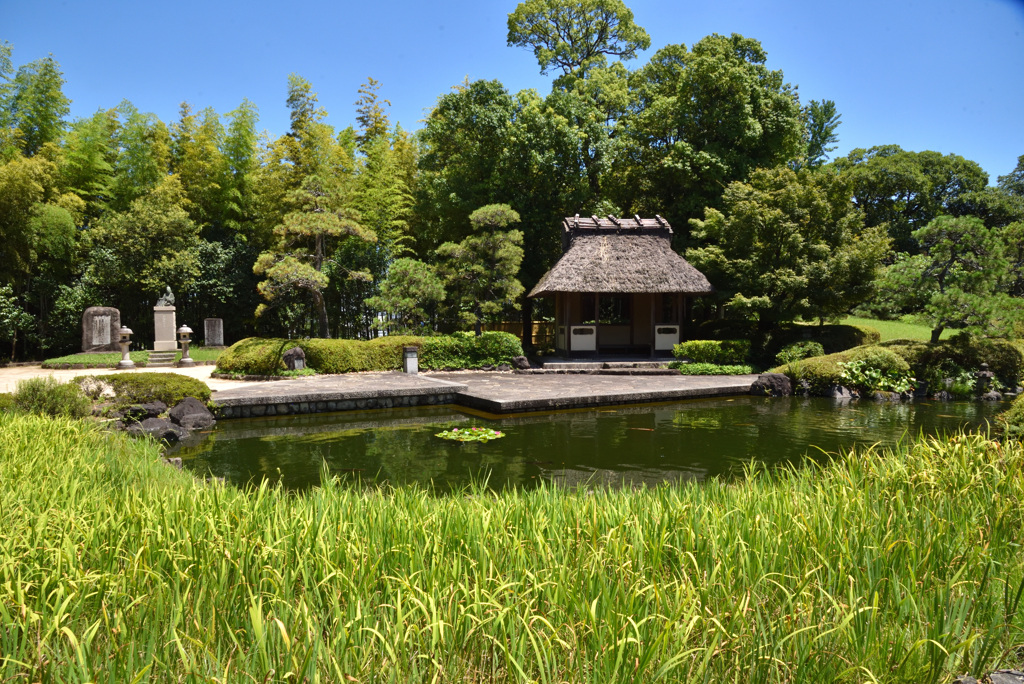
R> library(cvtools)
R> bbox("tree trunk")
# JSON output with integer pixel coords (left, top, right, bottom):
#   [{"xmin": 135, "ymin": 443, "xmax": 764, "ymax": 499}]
[
  {"xmin": 474, "ymin": 304, "xmax": 482, "ymax": 337},
  {"xmin": 930, "ymin": 327, "xmax": 943, "ymax": 344},
  {"xmin": 314, "ymin": 291, "xmax": 330, "ymax": 338}
]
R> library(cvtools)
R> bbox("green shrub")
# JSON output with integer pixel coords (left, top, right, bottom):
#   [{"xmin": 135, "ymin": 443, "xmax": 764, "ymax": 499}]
[
  {"xmin": 673, "ymin": 339, "xmax": 750, "ymax": 364},
  {"xmin": 997, "ymin": 394, "xmax": 1024, "ymax": 441},
  {"xmin": 13, "ymin": 376, "xmax": 91, "ymax": 418},
  {"xmin": 0, "ymin": 393, "xmax": 13, "ymax": 412},
  {"xmin": 879, "ymin": 335, "xmax": 1024, "ymax": 388},
  {"xmin": 216, "ymin": 333, "xmax": 525, "ymax": 375},
  {"xmin": 78, "ymin": 373, "xmax": 211, "ymax": 406},
  {"xmin": 302, "ymin": 336, "xmax": 422, "ymax": 373},
  {"xmin": 215, "ymin": 338, "xmax": 294, "ymax": 375},
  {"xmin": 669, "ymin": 362, "xmax": 755, "ymax": 375},
  {"xmin": 771, "ymin": 345, "xmax": 911, "ymax": 395},
  {"xmin": 838, "ymin": 359, "xmax": 915, "ymax": 393},
  {"xmin": 421, "ymin": 331, "xmax": 524, "ymax": 369},
  {"xmin": 774, "ymin": 340, "xmax": 825, "ymax": 366}
]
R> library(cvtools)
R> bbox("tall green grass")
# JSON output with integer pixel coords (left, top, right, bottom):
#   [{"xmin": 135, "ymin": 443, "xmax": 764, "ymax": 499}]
[{"xmin": 2, "ymin": 412, "xmax": 1023, "ymax": 682}]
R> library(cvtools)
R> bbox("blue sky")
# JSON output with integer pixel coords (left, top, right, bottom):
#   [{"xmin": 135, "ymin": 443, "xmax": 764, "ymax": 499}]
[{"xmin": 6, "ymin": 0, "xmax": 1024, "ymax": 180}]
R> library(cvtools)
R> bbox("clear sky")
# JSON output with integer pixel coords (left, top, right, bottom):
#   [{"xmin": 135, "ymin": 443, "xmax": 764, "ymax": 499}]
[{"xmin": 5, "ymin": 0, "xmax": 1024, "ymax": 181}]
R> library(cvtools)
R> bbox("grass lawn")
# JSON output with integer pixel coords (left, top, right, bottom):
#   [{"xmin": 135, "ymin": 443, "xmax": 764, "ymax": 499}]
[
  {"xmin": 840, "ymin": 314, "xmax": 952, "ymax": 342},
  {"xmin": 1, "ymin": 411, "xmax": 1022, "ymax": 681},
  {"xmin": 41, "ymin": 347, "xmax": 223, "ymax": 368}
]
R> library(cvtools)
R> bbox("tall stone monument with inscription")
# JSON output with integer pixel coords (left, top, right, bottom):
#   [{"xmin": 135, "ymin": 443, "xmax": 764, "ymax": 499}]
[
  {"xmin": 153, "ymin": 287, "xmax": 178, "ymax": 351},
  {"xmin": 82, "ymin": 307, "xmax": 121, "ymax": 353}
]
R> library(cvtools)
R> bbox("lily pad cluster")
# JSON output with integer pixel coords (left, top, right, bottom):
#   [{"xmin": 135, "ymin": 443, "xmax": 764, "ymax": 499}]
[{"xmin": 435, "ymin": 426, "xmax": 505, "ymax": 443}]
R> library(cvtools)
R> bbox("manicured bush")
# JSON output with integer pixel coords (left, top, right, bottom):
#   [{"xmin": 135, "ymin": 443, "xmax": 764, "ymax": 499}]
[
  {"xmin": 879, "ymin": 335, "xmax": 1024, "ymax": 388},
  {"xmin": 669, "ymin": 362, "xmax": 755, "ymax": 375},
  {"xmin": 421, "ymin": 331, "xmax": 524, "ymax": 369},
  {"xmin": 216, "ymin": 333, "xmax": 525, "ymax": 376},
  {"xmin": 215, "ymin": 338, "xmax": 295, "ymax": 375},
  {"xmin": 673, "ymin": 339, "xmax": 750, "ymax": 364},
  {"xmin": 12, "ymin": 376, "xmax": 91, "ymax": 418},
  {"xmin": 771, "ymin": 345, "xmax": 910, "ymax": 395},
  {"xmin": 78, "ymin": 372, "xmax": 211, "ymax": 406},
  {"xmin": 302, "ymin": 336, "xmax": 422, "ymax": 373},
  {"xmin": 774, "ymin": 340, "xmax": 825, "ymax": 366}
]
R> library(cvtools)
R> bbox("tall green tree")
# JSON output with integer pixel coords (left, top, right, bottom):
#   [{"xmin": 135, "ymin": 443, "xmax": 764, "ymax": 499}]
[
  {"xmin": 507, "ymin": 0, "xmax": 650, "ymax": 82},
  {"xmin": 85, "ymin": 175, "xmax": 200, "ymax": 344},
  {"xmin": 612, "ymin": 34, "xmax": 805, "ymax": 232},
  {"xmin": 687, "ymin": 167, "xmax": 890, "ymax": 331},
  {"xmin": 874, "ymin": 215, "xmax": 1017, "ymax": 342},
  {"xmin": 363, "ymin": 258, "xmax": 445, "ymax": 333},
  {"xmin": 60, "ymin": 109, "xmax": 118, "ymax": 222},
  {"xmin": 110, "ymin": 101, "xmax": 171, "ymax": 211},
  {"xmin": 436, "ymin": 204, "xmax": 525, "ymax": 335},
  {"xmin": 999, "ymin": 155, "xmax": 1024, "ymax": 198},
  {"xmin": 1, "ymin": 53, "xmax": 70, "ymax": 156},
  {"xmin": 832, "ymin": 146, "xmax": 990, "ymax": 253},
  {"xmin": 794, "ymin": 99, "xmax": 841, "ymax": 170},
  {"xmin": 254, "ymin": 75, "xmax": 371, "ymax": 338}
]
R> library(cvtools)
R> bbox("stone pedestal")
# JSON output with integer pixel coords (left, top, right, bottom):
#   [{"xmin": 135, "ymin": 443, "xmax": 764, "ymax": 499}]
[
  {"xmin": 153, "ymin": 306, "xmax": 178, "ymax": 351},
  {"xmin": 204, "ymin": 318, "xmax": 224, "ymax": 347},
  {"xmin": 82, "ymin": 307, "xmax": 121, "ymax": 353}
]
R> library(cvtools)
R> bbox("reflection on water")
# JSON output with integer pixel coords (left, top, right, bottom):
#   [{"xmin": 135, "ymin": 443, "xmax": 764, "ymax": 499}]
[{"xmin": 171, "ymin": 397, "xmax": 1005, "ymax": 492}]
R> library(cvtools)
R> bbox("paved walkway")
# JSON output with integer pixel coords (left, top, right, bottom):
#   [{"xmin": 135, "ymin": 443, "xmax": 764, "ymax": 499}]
[
  {"xmin": 0, "ymin": 363, "xmax": 247, "ymax": 394},
  {"xmin": 1, "ymin": 364, "xmax": 759, "ymax": 415},
  {"xmin": 429, "ymin": 372, "xmax": 759, "ymax": 413}
]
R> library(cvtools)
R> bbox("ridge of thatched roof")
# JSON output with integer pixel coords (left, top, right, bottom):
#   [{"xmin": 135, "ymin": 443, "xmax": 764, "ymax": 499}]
[{"xmin": 529, "ymin": 215, "xmax": 714, "ymax": 297}]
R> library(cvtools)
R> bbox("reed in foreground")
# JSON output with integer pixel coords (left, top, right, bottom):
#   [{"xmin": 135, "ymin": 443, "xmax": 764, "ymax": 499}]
[{"xmin": 1, "ymin": 412, "xmax": 1022, "ymax": 683}]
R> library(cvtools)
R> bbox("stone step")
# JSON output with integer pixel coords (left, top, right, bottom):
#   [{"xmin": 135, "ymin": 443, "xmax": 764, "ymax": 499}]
[
  {"xmin": 147, "ymin": 351, "xmax": 178, "ymax": 368},
  {"xmin": 541, "ymin": 360, "xmax": 672, "ymax": 370}
]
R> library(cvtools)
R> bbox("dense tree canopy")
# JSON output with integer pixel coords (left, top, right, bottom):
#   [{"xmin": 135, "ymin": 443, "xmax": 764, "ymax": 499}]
[{"xmin": 687, "ymin": 167, "xmax": 890, "ymax": 330}]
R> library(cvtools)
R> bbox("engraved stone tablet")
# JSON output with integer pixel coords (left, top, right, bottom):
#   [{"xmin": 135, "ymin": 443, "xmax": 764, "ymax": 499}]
[
  {"xmin": 81, "ymin": 307, "xmax": 121, "ymax": 353},
  {"xmin": 204, "ymin": 318, "xmax": 224, "ymax": 347}
]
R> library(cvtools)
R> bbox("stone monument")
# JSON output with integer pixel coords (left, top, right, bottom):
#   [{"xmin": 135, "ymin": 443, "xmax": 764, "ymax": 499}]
[
  {"xmin": 81, "ymin": 307, "xmax": 121, "ymax": 353},
  {"xmin": 153, "ymin": 287, "xmax": 177, "ymax": 352},
  {"xmin": 204, "ymin": 318, "xmax": 225, "ymax": 347}
]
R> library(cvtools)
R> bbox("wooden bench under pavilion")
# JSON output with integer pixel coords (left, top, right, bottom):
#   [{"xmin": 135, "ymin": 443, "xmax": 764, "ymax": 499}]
[{"xmin": 528, "ymin": 215, "xmax": 714, "ymax": 357}]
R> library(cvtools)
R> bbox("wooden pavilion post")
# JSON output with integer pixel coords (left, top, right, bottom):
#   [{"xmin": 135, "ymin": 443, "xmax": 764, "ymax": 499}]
[
  {"xmin": 593, "ymin": 293, "xmax": 600, "ymax": 356},
  {"xmin": 649, "ymin": 295, "xmax": 655, "ymax": 358}
]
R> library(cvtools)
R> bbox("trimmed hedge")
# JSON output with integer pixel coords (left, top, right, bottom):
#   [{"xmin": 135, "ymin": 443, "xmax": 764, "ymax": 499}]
[
  {"xmin": 215, "ymin": 332, "xmax": 524, "ymax": 376},
  {"xmin": 673, "ymin": 339, "xmax": 750, "ymax": 364},
  {"xmin": 669, "ymin": 362, "xmax": 755, "ymax": 375},
  {"xmin": 76, "ymin": 372, "xmax": 212, "ymax": 406}
]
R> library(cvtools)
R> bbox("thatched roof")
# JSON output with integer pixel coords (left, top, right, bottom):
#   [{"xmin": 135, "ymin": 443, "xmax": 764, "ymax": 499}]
[{"xmin": 529, "ymin": 215, "xmax": 714, "ymax": 297}]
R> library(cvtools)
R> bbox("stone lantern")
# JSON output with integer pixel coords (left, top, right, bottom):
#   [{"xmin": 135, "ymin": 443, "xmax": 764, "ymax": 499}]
[
  {"xmin": 177, "ymin": 325, "xmax": 196, "ymax": 368},
  {"xmin": 116, "ymin": 326, "xmax": 135, "ymax": 369}
]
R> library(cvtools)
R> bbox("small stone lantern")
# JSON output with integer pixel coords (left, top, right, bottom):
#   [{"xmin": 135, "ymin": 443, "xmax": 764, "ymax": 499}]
[
  {"xmin": 117, "ymin": 326, "xmax": 135, "ymax": 369},
  {"xmin": 177, "ymin": 325, "xmax": 196, "ymax": 368},
  {"xmin": 403, "ymin": 346, "xmax": 418, "ymax": 374}
]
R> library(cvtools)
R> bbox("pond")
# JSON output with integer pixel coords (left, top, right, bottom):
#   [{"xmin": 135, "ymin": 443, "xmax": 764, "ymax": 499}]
[{"xmin": 171, "ymin": 396, "xmax": 1007, "ymax": 492}]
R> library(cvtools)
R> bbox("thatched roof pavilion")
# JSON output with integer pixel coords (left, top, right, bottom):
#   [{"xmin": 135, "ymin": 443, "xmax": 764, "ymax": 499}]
[{"xmin": 529, "ymin": 215, "xmax": 713, "ymax": 357}]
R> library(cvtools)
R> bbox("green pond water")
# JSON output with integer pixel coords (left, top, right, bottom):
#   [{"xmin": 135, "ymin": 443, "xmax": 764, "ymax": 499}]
[{"xmin": 173, "ymin": 397, "xmax": 1006, "ymax": 492}]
